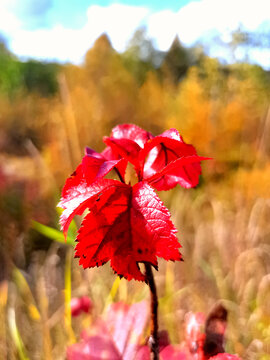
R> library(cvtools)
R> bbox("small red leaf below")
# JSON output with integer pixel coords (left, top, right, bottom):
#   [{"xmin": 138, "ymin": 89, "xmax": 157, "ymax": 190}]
[
  {"xmin": 67, "ymin": 333, "xmax": 121, "ymax": 360},
  {"xmin": 106, "ymin": 301, "xmax": 149, "ymax": 359},
  {"xmin": 209, "ymin": 355, "xmax": 241, "ymax": 360},
  {"xmin": 67, "ymin": 301, "xmax": 149, "ymax": 360}
]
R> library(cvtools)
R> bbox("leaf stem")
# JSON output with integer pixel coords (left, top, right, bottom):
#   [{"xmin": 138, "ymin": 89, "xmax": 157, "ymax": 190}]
[
  {"xmin": 145, "ymin": 263, "xmax": 159, "ymax": 360},
  {"xmin": 115, "ymin": 168, "xmax": 125, "ymax": 183}
]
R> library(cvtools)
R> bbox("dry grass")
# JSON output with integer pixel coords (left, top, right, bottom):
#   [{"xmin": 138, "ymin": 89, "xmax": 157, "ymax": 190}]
[{"xmin": 1, "ymin": 182, "xmax": 269, "ymax": 359}]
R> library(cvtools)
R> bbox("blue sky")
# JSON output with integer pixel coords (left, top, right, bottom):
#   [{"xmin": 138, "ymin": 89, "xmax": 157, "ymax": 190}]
[
  {"xmin": 0, "ymin": 0, "xmax": 269, "ymax": 68},
  {"xmin": 1, "ymin": 0, "xmax": 192, "ymax": 31},
  {"xmin": 51, "ymin": 0, "xmax": 192, "ymax": 26}
]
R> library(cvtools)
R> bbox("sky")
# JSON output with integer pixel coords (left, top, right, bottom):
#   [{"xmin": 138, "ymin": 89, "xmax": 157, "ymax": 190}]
[{"xmin": 0, "ymin": 0, "xmax": 269, "ymax": 68}]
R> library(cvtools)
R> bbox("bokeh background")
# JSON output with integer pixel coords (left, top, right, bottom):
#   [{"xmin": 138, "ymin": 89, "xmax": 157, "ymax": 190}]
[{"xmin": 0, "ymin": 0, "xmax": 270, "ymax": 359}]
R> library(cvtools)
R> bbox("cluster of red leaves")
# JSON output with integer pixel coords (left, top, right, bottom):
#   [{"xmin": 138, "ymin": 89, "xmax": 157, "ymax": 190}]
[
  {"xmin": 58, "ymin": 124, "xmax": 208, "ymax": 281},
  {"xmin": 67, "ymin": 301, "xmax": 241, "ymax": 360}
]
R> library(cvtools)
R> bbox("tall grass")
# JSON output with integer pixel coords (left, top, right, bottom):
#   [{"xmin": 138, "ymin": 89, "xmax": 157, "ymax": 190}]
[{"xmin": 2, "ymin": 185, "xmax": 269, "ymax": 358}]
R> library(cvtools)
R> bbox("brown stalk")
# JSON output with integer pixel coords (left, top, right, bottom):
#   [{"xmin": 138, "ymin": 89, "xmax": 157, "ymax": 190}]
[{"xmin": 145, "ymin": 263, "xmax": 159, "ymax": 360}]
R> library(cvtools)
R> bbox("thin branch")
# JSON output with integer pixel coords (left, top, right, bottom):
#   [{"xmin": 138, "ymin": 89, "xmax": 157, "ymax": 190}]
[
  {"xmin": 145, "ymin": 263, "xmax": 159, "ymax": 360},
  {"xmin": 115, "ymin": 167, "xmax": 125, "ymax": 183}
]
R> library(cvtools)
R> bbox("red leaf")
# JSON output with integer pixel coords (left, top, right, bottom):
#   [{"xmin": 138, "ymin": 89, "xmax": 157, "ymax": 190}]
[
  {"xmin": 105, "ymin": 301, "xmax": 149, "ymax": 359},
  {"xmin": 70, "ymin": 296, "xmax": 92, "ymax": 317},
  {"xmin": 58, "ymin": 179, "xmax": 120, "ymax": 239},
  {"xmin": 185, "ymin": 312, "xmax": 205, "ymax": 359},
  {"xmin": 61, "ymin": 147, "xmax": 125, "ymax": 200},
  {"xmin": 160, "ymin": 345, "xmax": 187, "ymax": 360},
  {"xmin": 103, "ymin": 124, "xmax": 153, "ymax": 176},
  {"xmin": 101, "ymin": 146, "xmax": 127, "ymax": 181},
  {"xmin": 61, "ymin": 163, "xmax": 84, "ymax": 199},
  {"xmin": 146, "ymin": 156, "xmax": 210, "ymax": 191},
  {"xmin": 140, "ymin": 128, "xmax": 207, "ymax": 190},
  {"xmin": 136, "ymin": 344, "xmax": 188, "ymax": 360},
  {"xmin": 67, "ymin": 333, "xmax": 121, "ymax": 360},
  {"xmin": 103, "ymin": 137, "xmax": 142, "ymax": 172},
  {"xmin": 135, "ymin": 346, "xmax": 150, "ymax": 360},
  {"xmin": 67, "ymin": 301, "xmax": 149, "ymax": 360},
  {"xmin": 74, "ymin": 181, "xmax": 181, "ymax": 281},
  {"xmin": 209, "ymin": 355, "xmax": 241, "ymax": 360},
  {"xmin": 83, "ymin": 147, "xmax": 125, "ymax": 183},
  {"xmin": 110, "ymin": 123, "xmax": 153, "ymax": 148}
]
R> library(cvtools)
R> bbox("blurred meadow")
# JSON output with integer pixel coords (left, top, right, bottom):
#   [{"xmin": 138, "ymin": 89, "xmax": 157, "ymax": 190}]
[{"xmin": 0, "ymin": 26, "xmax": 270, "ymax": 359}]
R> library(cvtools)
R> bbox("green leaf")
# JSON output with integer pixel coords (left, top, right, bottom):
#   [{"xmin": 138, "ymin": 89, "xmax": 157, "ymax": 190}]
[{"xmin": 32, "ymin": 220, "xmax": 76, "ymax": 246}]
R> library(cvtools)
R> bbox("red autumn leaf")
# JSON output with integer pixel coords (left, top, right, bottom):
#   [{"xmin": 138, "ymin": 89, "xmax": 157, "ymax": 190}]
[
  {"xmin": 70, "ymin": 296, "xmax": 92, "ymax": 317},
  {"xmin": 140, "ymin": 128, "xmax": 206, "ymax": 190},
  {"xmin": 209, "ymin": 355, "xmax": 241, "ymax": 360},
  {"xmin": 67, "ymin": 301, "xmax": 149, "ymax": 360},
  {"xmin": 146, "ymin": 156, "xmax": 210, "ymax": 191},
  {"xmin": 59, "ymin": 124, "xmax": 210, "ymax": 282},
  {"xmin": 100, "ymin": 146, "xmax": 128, "ymax": 181},
  {"xmin": 105, "ymin": 301, "xmax": 149, "ymax": 359},
  {"xmin": 109, "ymin": 123, "xmax": 153, "ymax": 148},
  {"xmin": 103, "ymin": 124, "xmax": 153, "ymax": 176},
  {"xmin": 58, "ymin": 179, "xmax": 120, "ymax": 239},
  {"xmin": 61, "ymin": 147, "xmax": 125, "ymax": 199},
  {"xmin": 136, "ymin": 345, "xmax": 188, "ymax": 360},
  {"xmin": 83, "ymin": 147, "xmax": 126, "ymax": 182},
  {"xmin": 67, "ymin": 332, "xmax": 121, "ymax": 360},
  {"xmin": 61, "ymin": 163, "xmax": 84, "ymax": 199},
  {"xmin": 67, "ymin": 301, "xmax": 188, "ymax": 360},
  {"xmin": 103, "ymin": 137, "xmax": 142, "ymax": 172},
  {"xmin": 135, "ymin": 346, "xmax": 150, "ymax": 360},
  {"xmin": 73, "ymin": 181, "xmax": 180, "ymax": 281},
  {"xmin": 159, "ymin": 345, "xmax": 187, "ymax": 360},
  {"xmin": 184, "ymin": 312, "xmax": 205, "ymax": 360}
]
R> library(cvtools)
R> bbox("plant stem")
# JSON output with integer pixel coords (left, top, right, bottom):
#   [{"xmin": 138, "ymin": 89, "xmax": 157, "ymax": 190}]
[
  {"xmin": 145, "ymin": 263, "xmax": 159, "ymax": 360},
  {"xmin": 115, "ymin": 168, "xmax": 125, "ymax": 183}
]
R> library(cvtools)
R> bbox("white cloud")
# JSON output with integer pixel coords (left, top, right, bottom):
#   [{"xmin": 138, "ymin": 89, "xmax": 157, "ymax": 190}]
[
  {"xmin": 85, "ymin": 5, "xmax": 149, "ymax": 51},
  {"xmin": 146, "ymin": 10, "xmax": 178, "ymax": 50},
  {"xmin": 148, "ymin": 0, "xmax": 270, "ymax": 48},
  {"xmin": 10, "ymin": 26, "xmax": 85, "ymax": 63},
  {"xmin": 4, "ymin": 4, "xmax": 149, "ymax": 62},
  {"xmin": 0, "ymin": 1, "xmax": 269, "ymax": 67},
  {"xmin": 0, "ymin": 0, "xmax": 22, "ymax": 36},
  {"xmin": 246, "ymin": 48, "xmax": 270, "ymax": 69}
]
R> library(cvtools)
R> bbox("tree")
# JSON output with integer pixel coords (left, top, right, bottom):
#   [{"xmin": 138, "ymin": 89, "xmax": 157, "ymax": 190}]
[{"xmin": 161, "ymin": 36, "xmax": 191, "ymax": 84}]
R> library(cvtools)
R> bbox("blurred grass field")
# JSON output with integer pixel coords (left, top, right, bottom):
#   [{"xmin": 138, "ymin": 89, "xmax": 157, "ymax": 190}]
[{"xmin": 0, "ymin": 33, "xmax": 270, "ymax": 359}]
